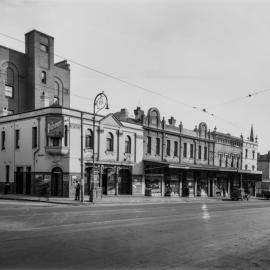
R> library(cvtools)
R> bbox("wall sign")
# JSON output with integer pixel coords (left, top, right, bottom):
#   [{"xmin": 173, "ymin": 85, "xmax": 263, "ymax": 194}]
[{"xmin": 47, "ymin": 116, "xmax": 64, "ymax": 137}]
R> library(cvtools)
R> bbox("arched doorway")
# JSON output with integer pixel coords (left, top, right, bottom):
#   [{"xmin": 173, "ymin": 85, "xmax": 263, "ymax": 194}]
[
  {"xmin": 118, "ymin": 169, "xmax": 132, "ymax": 195},
  {"xmin": 51, "ymin": 167, "xmax": 63, "ymax": 197}
]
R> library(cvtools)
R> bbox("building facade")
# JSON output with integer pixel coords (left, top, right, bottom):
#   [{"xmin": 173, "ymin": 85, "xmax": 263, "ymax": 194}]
[{"xmin": 0, "ymin": 106, "xmax": 144, "ymax": 197}]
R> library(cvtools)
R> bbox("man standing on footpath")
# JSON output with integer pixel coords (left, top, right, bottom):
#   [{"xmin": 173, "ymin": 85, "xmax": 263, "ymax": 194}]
[{"xmin": 75, "ymin": 180, "xmax": 81, "ymax": 201}]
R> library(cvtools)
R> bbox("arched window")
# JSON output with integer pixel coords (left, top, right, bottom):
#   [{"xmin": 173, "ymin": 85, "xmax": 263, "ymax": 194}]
[
  {"xmin": 151, "ymin": 110, "xmax": 158, "ymax": 125},
  {"xmin": 54, "ymin": 81, "xmax": 60, "ymax": 104},
  {"xmin": 106, "ymin": 132, "xmax": 114, "ymax": 151},
  {"xmin": 41, "ymin": 71, "xmax": 46, "ymax": 84},
  {"xmin": 85, "ymin": 129, "xmax": 93, "ymax": 149},
  {"xmin": 125, "ymin": 135, "xmax": 131, "ymax": 153}
]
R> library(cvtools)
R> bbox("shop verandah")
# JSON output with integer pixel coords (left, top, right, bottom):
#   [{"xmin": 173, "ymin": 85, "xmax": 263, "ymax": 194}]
[{"xmin": 144, "ymin": 161, "xmax": 262, "ymax": 197}]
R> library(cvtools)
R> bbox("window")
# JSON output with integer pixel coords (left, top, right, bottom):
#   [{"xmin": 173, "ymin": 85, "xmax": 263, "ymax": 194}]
[
  {"xmin": 156, "ymin": 138, "xmax": 160, "ymax": 155},
  {"xmin": 183, "ymin": 143, "xmax": 187, "ymax": 158},
  {"xmin": 40, "ymin": 43, "xmax": 48, "ymax": 53},
  {"xmin": 5, "ymin": 85, "xmax": 14, "ymax": 98},
  {"xmin": 106, "ymin": 132, "xmax": 114, "ymax": 151},
  {"xmin": 166, "ymin": 140, "xmax": 171, "ymax": 156},
  {"xmin": 64, "ymin": 125, "xmax": 68, "ymax": 147},
  {"xmin": 41, "ymin": 71, "xmax": 46, "ymax": 84},
  {"xmin": 231, "ymin": 156, "xmax": 234, "ymax": 168},
  {"xmin": 237, "ymin": 158, "xmax": 239, "ymax": 168},
  {"xmin": 245, "ymin": 149, "xmax": 248, "ymax": 158},
  {"xmin": 52, "ymin": 137, "xmax": 60, "ymax": 147},
  {"xmin": 190, "ymin": 144, "xmax": 194, "ymax": 158},
  {"xmin": 245, "ymin": 164, "xmax": 248, "ymax": 170},
  {"xmin": 32, "ymin": 127, "xmax": 37, "ymax": 148},
  {"xmin": 85, "ymin": 129, "xmax": 93, "ymax": 149},
  {"xmin": 6, "ymin": 165, "xmax": 10, "ymax": 183},
  {"xmin": 147, "ymin": 136, "xmax": 151, "ymax": 154},
  {"xmin": 198, "ymin": 145, "xmax": 202, "ymax": 159},
  {"xmin": 204, "ymin": 146, "xmax": 207, "ymax": 160},
  {"xmin": 252, "ymin": 165, "xmax": 255, "ymax": 171},
  {"xmin": 125, "ymin": 135, "xmax": 131, "ymax": 153},
  {"xmin": 219, "ymin": 154, "xmax": 222, "ymax": 167},
  {"xmin": 174, "ymin": 141, "xmax": 178, "ymax": 157},
  {"xmin": 1, "ymin": 131, "xmax": 5, "ymax": 150},
  {"xmin": 252, "ymin": 150, "xmax": 255, "ymax": 159},
  {"xmin": 15, "ymin": 129, "xmax": 20, "ymax": 149}
]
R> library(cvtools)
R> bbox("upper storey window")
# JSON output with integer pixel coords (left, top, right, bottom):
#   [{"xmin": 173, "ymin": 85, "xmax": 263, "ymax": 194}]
[
  {"xmin": 40, "ymin": 43, "xmax": 48, "ymax": 53},
  {"xmin": 5, "ymin": 67, "xmax": 14, "ymax": 98},
  {"xmin": 41, "ymin": 71, "xmax": 46, "ymax": 84}
]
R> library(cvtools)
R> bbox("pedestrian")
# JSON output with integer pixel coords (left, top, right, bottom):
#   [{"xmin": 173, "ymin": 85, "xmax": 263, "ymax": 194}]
[{"xmin": 75, "ymin": 180, "xmax": 81, "ymax": 201}]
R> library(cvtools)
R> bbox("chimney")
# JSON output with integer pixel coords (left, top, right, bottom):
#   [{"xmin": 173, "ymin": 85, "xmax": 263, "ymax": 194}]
[
  {"xmin": 118, "ymin": 108, "xmax": 129, "ymax": 121},
  {"xmin": 40, "ymin": 92, "xmax": 50, "ymax": 108},
  {"xmin": 134, "ymin": 107, "xmax": 145, "ymax": 122},
  {"xmin": 168, "ymin": 116, "xmax": 176, "ymax": 126}
]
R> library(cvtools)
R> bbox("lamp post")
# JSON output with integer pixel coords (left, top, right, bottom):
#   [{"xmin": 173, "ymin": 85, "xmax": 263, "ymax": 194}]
[{"xmin": 90, "ymin": 91, "xmax": 109, "ymax": 202}]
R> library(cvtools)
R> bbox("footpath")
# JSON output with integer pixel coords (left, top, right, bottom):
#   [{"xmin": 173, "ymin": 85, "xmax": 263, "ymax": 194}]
[{"xmin": 0, "ymin": 193, "xmax": 240, "ymax": 206}]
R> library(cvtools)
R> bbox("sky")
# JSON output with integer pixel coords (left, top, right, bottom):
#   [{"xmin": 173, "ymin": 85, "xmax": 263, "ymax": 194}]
[{"xmin": 1, "ymin": 0, "xmax": 270, "ymax": 152}]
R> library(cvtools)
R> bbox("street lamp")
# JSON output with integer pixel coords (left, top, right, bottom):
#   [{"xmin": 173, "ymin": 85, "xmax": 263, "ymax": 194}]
[{"xmin": 90, "ymin": 91, "xmax": 109, "ymax": 202}]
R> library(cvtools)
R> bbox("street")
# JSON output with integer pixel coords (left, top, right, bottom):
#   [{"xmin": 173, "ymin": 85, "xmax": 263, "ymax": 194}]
[{"xmin": 0, "ymin": 199, "xmax": 270, "ymax": 270}]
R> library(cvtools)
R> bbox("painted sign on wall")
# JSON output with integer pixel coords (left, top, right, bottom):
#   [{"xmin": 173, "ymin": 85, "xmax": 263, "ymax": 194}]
[{"xmin": 47, "ymin": 116, "xmax": 64, "ymax": 137}]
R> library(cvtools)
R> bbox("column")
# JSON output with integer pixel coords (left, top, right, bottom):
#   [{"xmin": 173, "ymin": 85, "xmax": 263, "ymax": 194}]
[{"xmin": 179, "ymin": 177, "xmax": 182, "ymax": 197}]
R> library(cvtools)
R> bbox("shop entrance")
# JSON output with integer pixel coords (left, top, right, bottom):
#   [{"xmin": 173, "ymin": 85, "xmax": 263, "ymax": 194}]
[
  {"xmin": 16, "ymin": 167, "xmax": 24, "ymax": 194},
  {"xmin": 51, "ymin": 167, "xmax": 63, "ymax": 196},
  {"xmin": 118, "ymin": 169, "xmax": 132, "ymax": 195}
]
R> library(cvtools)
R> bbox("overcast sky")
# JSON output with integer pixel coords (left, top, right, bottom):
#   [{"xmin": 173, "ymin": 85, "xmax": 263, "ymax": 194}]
[{"xmin": 1, "ymin": 0, "xmax": 270, "ymax": 152}]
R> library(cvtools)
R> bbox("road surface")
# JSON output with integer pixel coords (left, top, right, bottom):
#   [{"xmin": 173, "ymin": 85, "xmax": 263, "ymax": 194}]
[{"xmin": 0, "ymin": 199, "xmax": 270, "ymax": 269}]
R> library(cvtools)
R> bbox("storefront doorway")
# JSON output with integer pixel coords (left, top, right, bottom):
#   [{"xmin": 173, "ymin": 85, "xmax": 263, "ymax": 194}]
[
  {"xmin": 118, "ymin": 169, "xmax": 132, "ymax": 195},
  {"xmin": 51, "ymin": 167, "xmax": 63, "ymax": 196},
  {"xmin": 16, "ymin": 167, "xmax": 24, "ymax": 194}
]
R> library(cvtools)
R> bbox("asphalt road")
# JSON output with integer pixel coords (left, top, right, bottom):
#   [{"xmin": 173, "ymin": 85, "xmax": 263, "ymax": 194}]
[{"xmin": 0, "ymin": 199, "xmax": 270, "ymax": 270}]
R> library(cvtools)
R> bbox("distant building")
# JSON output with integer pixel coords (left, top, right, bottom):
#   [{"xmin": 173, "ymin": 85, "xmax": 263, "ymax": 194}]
[
  {"xmin": 115, "ymin": 107, "xmax": 262, "ymax": 197},
  {"xmin": 258, "ymin": 152, "xmax": 270, "ymax": 181}
]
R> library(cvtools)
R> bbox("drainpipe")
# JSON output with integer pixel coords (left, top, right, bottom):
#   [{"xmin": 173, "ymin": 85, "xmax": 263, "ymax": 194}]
[{"xmin": 33, "ymin": 117, "xmax": 41, "ymax": 195}]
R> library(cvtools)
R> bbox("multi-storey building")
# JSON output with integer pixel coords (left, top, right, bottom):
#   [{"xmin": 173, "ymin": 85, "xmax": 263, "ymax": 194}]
[
  {"xmin": 0, "ymin": 30, "xmax": 70, "ymax": 115},
  {"xmin": 115, "ymin": 107, "xmax": 261, "ymax": 197}
]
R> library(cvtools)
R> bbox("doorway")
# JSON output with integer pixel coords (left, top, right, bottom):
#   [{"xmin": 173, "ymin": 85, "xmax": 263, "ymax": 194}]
[
  {"xmin": 16, "ymin": 167, "xmax": 24, "ymax": 194},
  {"xmin": 51, "ymin": 167, "xmax": 63, "ymax": 196},
  {"xmin": 25, "ymin": 167, "xmax": 31, "ymax": 195},
  {"xmin": 118, "ymin": 169, "xmax": 132, "ymax": 195}
]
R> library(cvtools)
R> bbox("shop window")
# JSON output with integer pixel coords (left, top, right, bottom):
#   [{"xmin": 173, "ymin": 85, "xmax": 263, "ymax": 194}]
[
  {"xmin": 85, "ymin": 129, "xmax": 93, "ymax": 149},
  {"xmin": 190, "ymin": 144, "xmax": 194, "ymax": 158},
  {"xmin": 41, "ymin": 71, "xmax": 46, "ymax": 84},
  {"xmin": 15, "ymin": 129, "xmax": 20, "ymax": 149},
  {"xmin": 125, "ymin": 135, "xmax": 131, "ymax": 153},
  {"xmin": 32, "ymin": 127, "xmax": 37, "ymax": 148},
  {"xmin": 183, "ymin": 143, "xmax": 187, "ymax": 158},
  {"xmin": 198, "ymin": 145, "xmax": 202, "ymax": 160},
  {"xmin": 156, "ymin": 138, "xmax": 160, "ymax": 155},
  {"xmin": 174, "ymin": 141, "xmax": 178, "ymax": 157},
  {"xmin": 106, "ymin": 132, "xmax": 114, "ymax": 151},
  {"xmin": 1, "ymin": 131, "xmax": 5, "ymax": 150},
  {"xmin": 204, "ymin": 146, "xmax": 207, "ymax": 160},
  {"xmin": 147, "ymin": 136, "xmax": 151, "ymax": 154}
]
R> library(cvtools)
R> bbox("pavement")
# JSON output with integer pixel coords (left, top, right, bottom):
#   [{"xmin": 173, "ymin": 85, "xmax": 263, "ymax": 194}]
[{"xmin": 0, "ymin": 193, "xmax": 262, "ymax": 206}]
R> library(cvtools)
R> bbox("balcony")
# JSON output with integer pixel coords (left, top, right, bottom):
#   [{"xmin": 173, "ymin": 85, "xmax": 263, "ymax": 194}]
[{"xmin": 45, "ymin": 146, "xmax": 69, "ymax": 155}]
